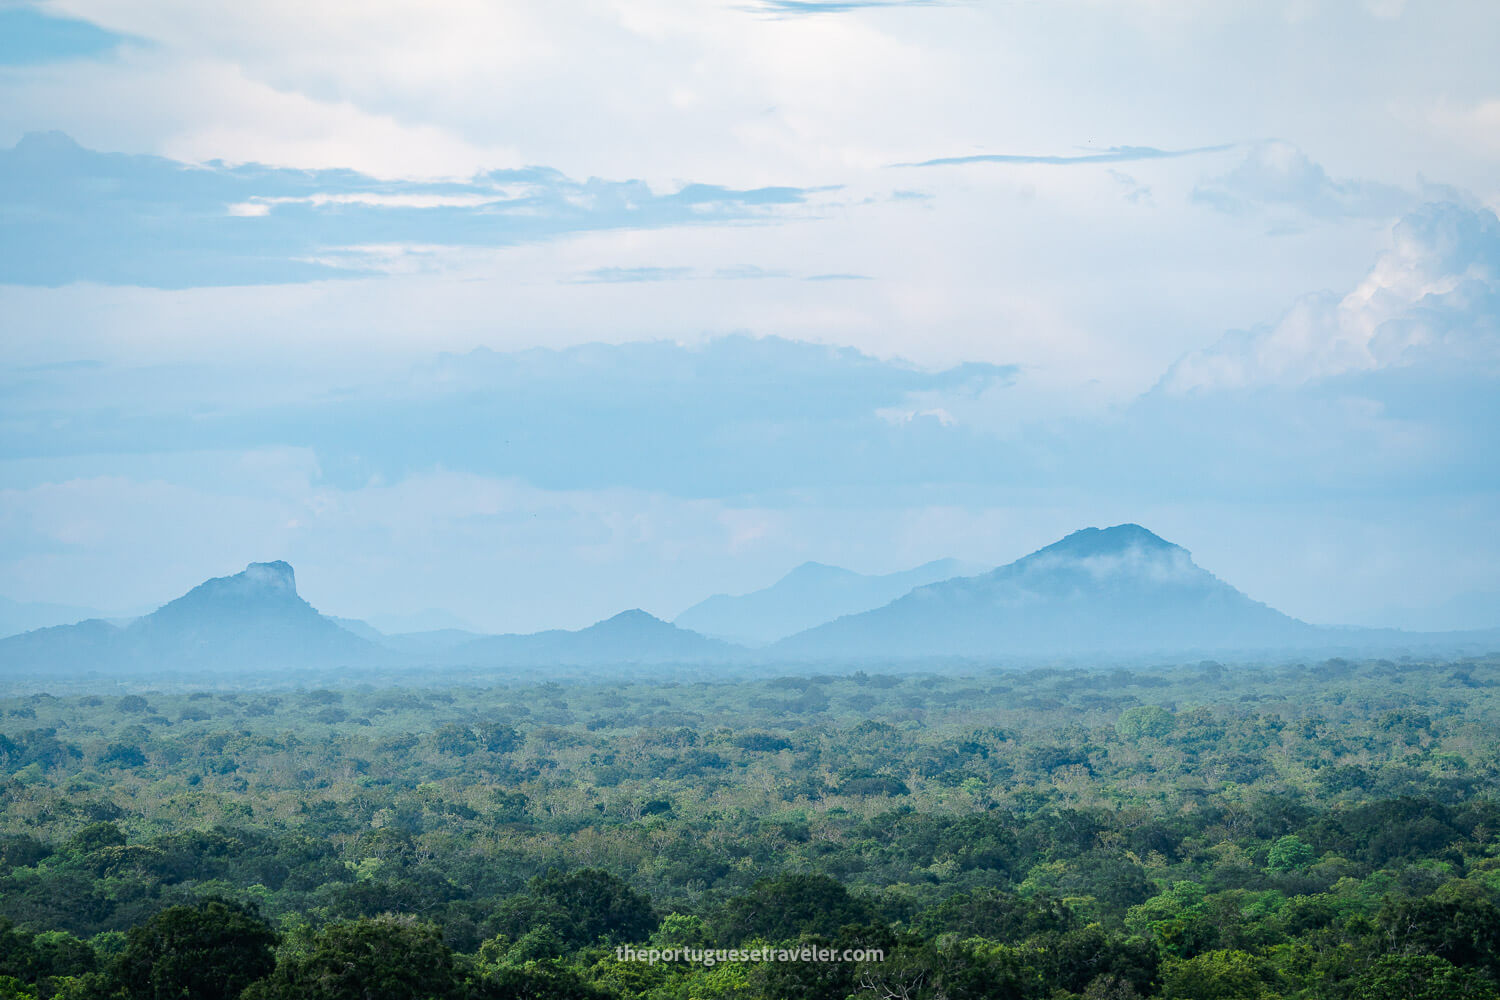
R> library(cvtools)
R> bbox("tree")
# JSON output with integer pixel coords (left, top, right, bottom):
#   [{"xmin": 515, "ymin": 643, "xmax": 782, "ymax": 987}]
[
  {"xmin": 111, "ymin": 898, "xmax": 276, "ymax": 1000},
  {"xmin": 470, "ymin": 960, "xmax": 609, "ymax": 1000},
  {"xmin": 99, "ymin": 744, "xmax": 146, "ymax": 768},
  {"xmin": 1116, "ymin": 706, "xmax": 1175, "ymax": 741},
  {"xmin": 476, "ymin": 721, "xmax": 520, "ymax": 753},
  {"xmin": 1160, "ymin": 949, "xmax": 1278, "ymax": 1000},
  {"xmin": 0, "ymin": 921, "xmax": 41, "ymax": 986},
  {"xmin": 432, "ymin": 724, "xmax": 478, "ymax": 756},
  {"xmin": 1377, "ymin": 896, "xmax": 1500, "ymax": 977},
  {"xmin": 0, "ymin": 976, "xmax": 37, "ymax": 1000},
  {"xmin": 1030, "ymin": 924, "xmax": 1157, "ymax": 997},
  {"xmin": 243, "ymin": 915, "xmax": 457, "ymax": 1000},
  {"xmin": 854, "ymin": 937, "xmax": 1041, "ymax": 1000},
  {"xmin": 718, "ymin": 873, "xmax": 875, "ymax": 945},
  {"xmin": 1266, "ymin": 835, "xmax": 1315, "ymax": 871},
  {"xmin": 1348, "ymin": 954, "xmax": 1499, "ymax": 1000},
  {"xmin": 66, "ymin": 824, "xmax": 126, "ymax": 854},
  {"xmin": 492, "ymin": 870, "xmax": 657, "ymax": 951},
  {"xmin": 913, "ymin": 889, "xmax": 1074, "ymax": 943}
]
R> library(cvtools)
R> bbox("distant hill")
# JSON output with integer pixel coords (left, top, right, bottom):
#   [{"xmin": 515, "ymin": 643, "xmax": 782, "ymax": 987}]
[
  {"xmin": 0, "ymin": 563, "xmax": 739, "ymax": 677},
  {"xmin": 330, "ymin": 617, "xmax": 485, "ymax": 655},
  {"xmin": 0, "ymin": 561, "xmax": 377, "ymax": 674},
  {"xmin": 674, "ymin": 558, "xmax": 978, "ymax": 644},
  {"xmin": 449, "ymin": 609, "xmax": 739, "ymax": 667},
  {"xmin": 0, "ymin": 596, "xmax": 116, "ymax": 639},
  {"xmin": 3, "ymin": 541, "xmax": 1492, "ymax": 679},
  {"xmin": 773, "ymin": 524, "xmax": 1320, "ymax": 660}
]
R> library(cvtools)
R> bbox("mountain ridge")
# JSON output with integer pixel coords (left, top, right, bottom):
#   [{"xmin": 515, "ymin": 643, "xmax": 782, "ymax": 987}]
[
  {"xmin": 772, "ymin": 524, "xmax": 1318, "ymax": 659},
  {"xmin": 447, "ymin": 608, "xmax": 739, "ymax": 667},
  {"xmin": 674, "ymin": 556, "xmax": 979, "ymax": 644},
  {"xmin": 2, "ymin": 529, "xmax": 1495, "ymax": 678}
]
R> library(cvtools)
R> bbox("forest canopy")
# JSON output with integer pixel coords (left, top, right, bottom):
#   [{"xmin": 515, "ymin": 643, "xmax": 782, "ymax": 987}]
[{"xmin": 0, "ymin": 655, "xmax": 1497, "ymax": 999}]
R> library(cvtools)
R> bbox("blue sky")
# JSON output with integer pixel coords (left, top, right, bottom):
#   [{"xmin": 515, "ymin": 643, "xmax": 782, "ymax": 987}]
[{"xmin": 1, "ymin": 0, "xmax": 1497, "ymax": 633}]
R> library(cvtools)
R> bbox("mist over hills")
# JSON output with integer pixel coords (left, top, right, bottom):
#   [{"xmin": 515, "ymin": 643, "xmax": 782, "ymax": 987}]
[
  {"xmin": 0, "ymin": 564, "xmax": 739, "ymax": 677},
  {"xmin": 447, "ymin": 609, "xmax": 740, "ymax": 667},
  {"xmin": 1, "ymin": 526, "xmax": 1495, "ymax": 681},
  {"xmin": 773, "ymin": 524, "xmax": 1321, "ymax": 659},
  {"xmin": 0, "ymin": 562, "xmax": 377, "ymax": 674},
  {"xmin": 0, "ymin": 596, "xmax": 118, "ymax": 639},
  {"xmin": 674, "ymin": 557, "xmax": 979, "ymax": 644}
]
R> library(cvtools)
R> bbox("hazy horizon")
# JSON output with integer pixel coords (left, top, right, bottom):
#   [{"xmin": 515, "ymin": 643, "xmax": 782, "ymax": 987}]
[
  {"xmin": 2, "ymin": 10, "xmax": 1499, "ymax": 1000},
  {"xmin": 3, "ymin": 0, "xmax": 1498, "ymax": 635}
]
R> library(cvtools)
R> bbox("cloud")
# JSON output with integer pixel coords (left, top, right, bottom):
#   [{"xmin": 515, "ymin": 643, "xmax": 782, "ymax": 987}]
[
  {"xmin": 0, "ymin": 132, "xmax": 812, "ymax": 287},
  {"xmin": 0, "ymin": 6, "xmax": 129, "ymax": 65},
  {"xmin": 1192, "ymin": 140, "xmax": 1413, "ymax": 219},
  {"xmin": 748, "ymin": 0, "xmax": 950, "ymax": 15},
  {"xmin": 2, "ymin": 325, "xmax": 1495, "ymax": 630},
  {"xmin": 570, "ymin": 264, "xmax": 794, "ymax": 283},
  {"xmin": 571, "ymin": 266, "xmax": 696, "ymax": 284},
  {"xmin": 899, "ymin": 144, "xmax": 1233, "ymax": 169},
  {"xmin": 1161, "ymin": 200, "xmax": 1500, "ymax": 392},
  {"xmin": 0, "ymin": 335, "xmax": 1020, "ymax": 496}
]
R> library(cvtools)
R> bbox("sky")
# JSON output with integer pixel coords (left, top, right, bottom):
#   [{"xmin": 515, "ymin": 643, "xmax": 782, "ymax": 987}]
[{"xmin": 1, "ymin": 0, "xmax": 1498, "ymax": 634}]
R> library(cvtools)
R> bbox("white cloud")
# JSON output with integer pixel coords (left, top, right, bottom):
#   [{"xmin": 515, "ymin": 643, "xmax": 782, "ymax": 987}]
[
  {"xmin": 1161, "ymin": 200, "xmax": 1500, "ymax": 392},
  {"xmin": 1, "ymin": 48, "xmax": 520, "ymax": 177},
  {"xmin": 1192, "ymin": 140, "xmax": 1411, "ymax": 219},
  {"xmin": 8, "ymin": 0, "xmax": 1487, "ymax": 194}
]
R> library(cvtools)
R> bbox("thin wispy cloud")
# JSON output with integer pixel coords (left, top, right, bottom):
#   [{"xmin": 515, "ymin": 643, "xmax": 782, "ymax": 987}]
[
  {"xmin": 897, "ymin": 144, "xmax": 1235, "ymax": 169},
  {"xmin": 570, "ymin": 265, "xmax": 797, "ymax": 284},
  {"xmin": 747, "ymin": 0, "xmax": 953, "ymax": 17},
  {"xmin": 0, "ymin": 133, "xmax": 812, "ymax": 287},
  {"xmin": 571, "ymin": 266, "xmax": 697, "ymax": 284}
]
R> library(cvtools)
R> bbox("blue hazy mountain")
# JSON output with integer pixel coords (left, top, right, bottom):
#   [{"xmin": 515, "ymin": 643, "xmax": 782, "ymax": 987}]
[
  {"xmin": 674, "ymin": 558, "xmax": 980, "ymax": 645},
  {"xmin": 330, "ymin": 617, "xmax": 485, "ymax": 655},
  {"xmin": 0, "ymin": 561, "xmax": 377, "ymax": 674},
  {"xmin": 449, "ymin": 609, "xmax": 739, "ymax": 666},
  {"xmin": 0, "ymin": 563, "xmax": 731, "ymax": 675},
  {"xmin": 773, "ymin": 524, "xmax": 1320, "ymax": 659},
  {"xmin": 2, "ymin": 539, "xmax": 1492, "ymax": 676},
  {"xmin": 0, "ymin": 595, "xmax": 116, "ymax": 638}
]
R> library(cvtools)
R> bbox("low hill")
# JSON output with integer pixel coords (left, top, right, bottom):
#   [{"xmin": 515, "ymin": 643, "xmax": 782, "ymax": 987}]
[{"xmin": 674, "ymin": 558, "xmax": 977, "ymax": 644}]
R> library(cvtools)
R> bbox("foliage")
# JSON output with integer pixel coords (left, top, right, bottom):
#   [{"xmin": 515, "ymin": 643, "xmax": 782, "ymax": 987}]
[
  {"xmin": 111, "ymin": 897, "xmax": 276, "ymax": 1000},
  {"xmin": 0, "ymin": 655, "xmax": 1496, "ymax": 999}
]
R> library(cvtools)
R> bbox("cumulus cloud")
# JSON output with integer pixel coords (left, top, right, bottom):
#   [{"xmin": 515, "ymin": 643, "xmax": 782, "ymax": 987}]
[
  {"xmin": 1160, "ymin": 200, "xmax": 1500, "ymax": 392},
  {"xmin": 1191, "ymin": 140, "xmax": 1413, "ymax": 219}
]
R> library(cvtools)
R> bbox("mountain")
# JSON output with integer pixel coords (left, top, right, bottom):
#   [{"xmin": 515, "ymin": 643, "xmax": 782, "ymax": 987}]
[
  {"xmin": 0, "ymin": 596, "xmax": 117, "ymax": 639},
  {"xmin": 330, "ymin": 616, "xmax": 387, "ymax": 643},
  {"xmin": 331, "ymin": 617, "xmax": 485, "ymax": 655},
  {"xmin": 449, "ymin": 609, "xmax": 740, "ymax": 666},
  {"xmin": 773, "ymin": 525, "xmax": 1319, "ymax": 660},
  {"xmin": 0, "ymin": 561, "xmax": 378, "ymax": 674},
  {"xmin": 674, "ymin": 558, "xmax": 979, "ymax": 644}
]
